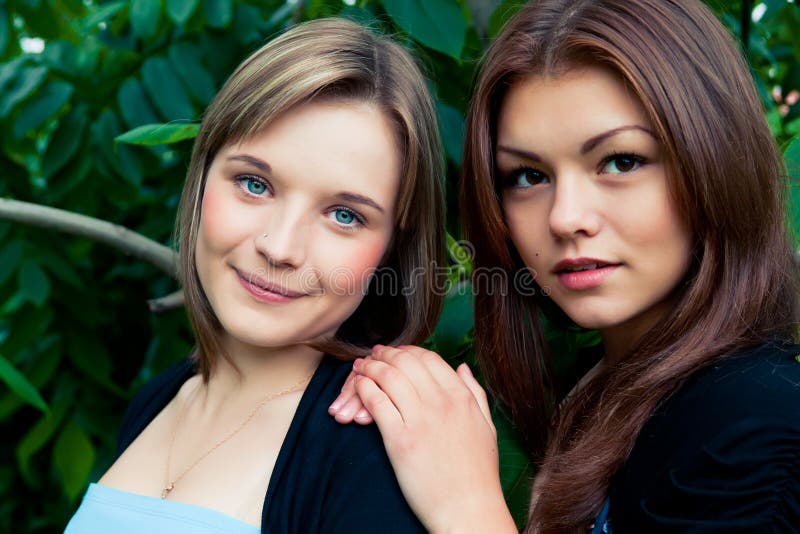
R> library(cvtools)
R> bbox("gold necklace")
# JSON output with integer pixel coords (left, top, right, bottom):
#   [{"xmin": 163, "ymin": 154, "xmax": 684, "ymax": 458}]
[{"xmin": 162, "ymin": 372, "xmax": 314, "ymax": 499}]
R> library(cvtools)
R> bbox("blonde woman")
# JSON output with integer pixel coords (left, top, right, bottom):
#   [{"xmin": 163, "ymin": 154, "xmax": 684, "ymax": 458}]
[{"xmin": 66, "ymin": 18, "xmax": 444, "ymax": 533}]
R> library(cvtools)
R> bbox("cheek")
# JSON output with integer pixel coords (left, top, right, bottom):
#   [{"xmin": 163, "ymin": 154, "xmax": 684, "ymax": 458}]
[
  {"xmin": 324, "ymin": 238, "xmax": 389, "ymax": 296},
  {"xmin": 505, "ymin": 199, "xmax": 549, "ymax": 271},
  {"xmin": 197, "ymin": 178, "xmax": 251, "ymax": 257}
]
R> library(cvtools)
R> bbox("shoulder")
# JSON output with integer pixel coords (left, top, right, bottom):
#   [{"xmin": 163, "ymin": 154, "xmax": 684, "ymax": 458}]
[
  {"xmin": 610, "ymin": 341, "xmax": 800, "ymax": 532},
  {"xmin": 279, "ymin": 356, "xmax": 425, "ymax": 532},
  {"xmin": 116, "ymin": 358, "xmax": 195, "ymax": 457}
]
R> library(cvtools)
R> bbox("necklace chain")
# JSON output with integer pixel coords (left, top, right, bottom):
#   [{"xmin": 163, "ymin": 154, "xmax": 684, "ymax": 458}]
[{"xmin": 162, "ymin": 371, "xmax": 314, "ymax": 499}]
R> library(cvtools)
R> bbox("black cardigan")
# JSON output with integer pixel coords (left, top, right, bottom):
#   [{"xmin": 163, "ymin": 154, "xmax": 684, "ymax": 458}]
[
  {"xmin": 609, "ymin": 340, "xmax": 800, "ymax": 532},
  {"xmin": 116, "ymin": 356, "xmax": 426, "ymax": 533}
]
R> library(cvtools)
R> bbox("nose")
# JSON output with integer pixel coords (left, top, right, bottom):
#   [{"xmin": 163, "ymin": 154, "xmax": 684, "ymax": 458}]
[
  {"xmin": 255, "ymin": 201, "xmax": 308, "ymax": 270},
  {"xmin": 547, "ymin": 171, "xmax": 602, "ymax": 240}
]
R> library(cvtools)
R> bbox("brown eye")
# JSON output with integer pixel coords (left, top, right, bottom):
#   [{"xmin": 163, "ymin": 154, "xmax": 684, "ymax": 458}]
[{"xmin": 601, "ymin": 154, "xmax": 644, "ymax": 174}]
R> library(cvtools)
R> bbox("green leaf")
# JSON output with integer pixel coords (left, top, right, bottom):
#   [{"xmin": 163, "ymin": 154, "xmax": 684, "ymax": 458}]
[
  {"xmin": 167, "ymin": 0, "xmax": 199, "ymax": 25},
  {"xmin": 785, "ymin": 137, "xmax": 800, "ymax": 240},
  {"xmin": 381, "ymin": 0, "xmax": 467, "ymax": 60},
  {"xmin": 42, "ymin": 103, "xmax": 88, "ymax": 178},
  {"xmin": 13, "ymin": 80, "xmax": 74, "ymax": 138},
  {"xmin": 432, "ymin": 282, "xmax": 474, "ymax": 358},
  {"xmin": 494, "ymin": 406, "xmax": 533, "ymax": 529},
  {"xmin": 168, "ymin": 42, "xmax": 216, "ymax": 106},
  {"xmin": 16, "ymin": 400, "xmax": 70, "ymax": 485},
  {"xmin": 489, "ymin": 0, "xmax": 523, "ymax": 38},
  {"xmin": 141, "ymin": 57, "xmax": 195, "ymax": 121},
  {"xmin": 82, "ymin": 0, "xmax": 127, "ymax": 30},
  {"xmin": 0, "ymin": 355, "xmax": 48, "ymax": 413},
  {"xmin": 18, "ymin": 260, "xmax": 50, "ymax": 306},
  {"xmin": 116, "ymin": 122, "xmax": 199, "ymax": 146},
  {"xmin": 436, "ymin": 101, "xmax": 465, "ymax": 165},
  {"xmin": 117, "ymin": 78, "xmax": 160, "ymax": 129},
  {"xmin": 0, "ymin": 66, "xmax": 49, "ymax": 118},
  {"xmin": 130, "ymin": 0, "xmax": 162, "ymax": 40},
  {"xmin": 203, "ymin": 0, "xmax": 233, "ymax": 28},
  {"xmin": 0, "ymin": 5, "xmax": 9, "ymax": 56},
  {"xmin": 53, "ymin": 421, "xmax": 95, "ymax": 501},
  {"xmin": 0, "ymin": 240, "xmax": 23, "ymax": 285}
]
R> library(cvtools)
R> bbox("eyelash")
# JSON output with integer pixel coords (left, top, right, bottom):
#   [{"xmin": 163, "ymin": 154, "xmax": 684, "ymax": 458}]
[
  {"xmin": 234, "ymin": 174, "xmax": 272, "ymax": 197},
  {"xmin": 234, "ymin": 175, "xmax": 366, "ymax": 231},
  {"xmin": 327, "ymin": 206, "xmax": 367, "ymax": 232},
  {"xmin": 501, "ymin": 151, "xmax": 648, "ymax": 188}
]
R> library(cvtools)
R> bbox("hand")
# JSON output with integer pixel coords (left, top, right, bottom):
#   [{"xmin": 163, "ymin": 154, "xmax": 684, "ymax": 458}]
[{"xmin": 346, "ymin": 345, "xmax": 517, "ymax": 534}]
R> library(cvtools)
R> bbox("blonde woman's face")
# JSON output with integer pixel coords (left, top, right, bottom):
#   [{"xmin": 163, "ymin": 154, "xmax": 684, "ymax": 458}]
[
  {"xmin": 195, "ymin": 100, "xmax": 400, "ymax": 349},
  {"xmin": 497, "ymin": 66, "xmax": 692, "ymax": 342}
]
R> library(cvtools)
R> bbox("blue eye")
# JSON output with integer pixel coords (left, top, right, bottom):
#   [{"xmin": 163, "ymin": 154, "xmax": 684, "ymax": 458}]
[
  {"xmin": 330, "ymin": 207, "xmax": 363, "ymax": 228},
  {"xmin": 506, "ymin": 167, "xmax": 549, "ymax": 188},
  {"xmin": 601, "ymin": 154, "xmax": 643, "ymax": 174},
  {"xmin": 236, "ymin": 175, "xmax": 270, "ymax": 196}
]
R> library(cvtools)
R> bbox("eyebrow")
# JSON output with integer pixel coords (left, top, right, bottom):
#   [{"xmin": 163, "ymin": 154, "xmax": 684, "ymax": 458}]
[
  {"xmin": 226, "ymin": 154, "xmax": 272, "ymax": 174},
  {"xmin": 226, "ymin": 154, "xmax": 384, "ymax": 213},
  {"xmin": 335, "ymin": 192, "xmax": 385, "ymax": 214},
  {"xmin": 496, "ymin": 125, "xmax": 657, "ymax": 161}
]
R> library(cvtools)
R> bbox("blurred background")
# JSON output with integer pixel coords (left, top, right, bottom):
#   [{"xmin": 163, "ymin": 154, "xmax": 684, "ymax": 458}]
[{"xmin": 0, "ymin": 0, "xmax": 798, "ymax": 531}]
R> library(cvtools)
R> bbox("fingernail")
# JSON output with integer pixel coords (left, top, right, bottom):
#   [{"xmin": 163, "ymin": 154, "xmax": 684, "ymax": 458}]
[
  {"xmin": 353, "ymin": 358, "xmax": 362, "ymax": 370},
  {"xmin": 355, "ymin": 409, "xmax": 370, "ymax": 420},
  {"xmin": 372, "ymin": 344, "xmax": 384, "ymax": 352},
  {"xmin": 338, "ymin": 404, "xmax": 355, "ymax": 418},
  {"xmin": 329, "ymin": 399, "xmax": 343, "ymax": 413},
  {"xmin": 463, "ymin": 364, "xmax": 473, "ymax": 377}
]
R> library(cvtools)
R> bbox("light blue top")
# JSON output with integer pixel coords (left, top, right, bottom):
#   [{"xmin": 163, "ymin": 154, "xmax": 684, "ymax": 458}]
[{"xmin": 64, "ymin": 483, "xmax": 261, "ymax": 534}]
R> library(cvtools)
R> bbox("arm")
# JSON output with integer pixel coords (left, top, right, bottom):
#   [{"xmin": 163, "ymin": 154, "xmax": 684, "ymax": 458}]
[{"xmin": 332, "ymin": 345, "xmax": 518, "ymax": 534}]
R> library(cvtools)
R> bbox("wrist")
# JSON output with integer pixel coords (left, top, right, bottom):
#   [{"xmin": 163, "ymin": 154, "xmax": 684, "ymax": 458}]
[{"xmin": 429, "ymin": 493, "xmax": 518, "ymax": 534}]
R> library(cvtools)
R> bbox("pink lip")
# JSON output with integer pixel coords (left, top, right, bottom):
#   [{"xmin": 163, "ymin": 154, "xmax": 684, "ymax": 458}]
[
  {"xmin": 552, "ymin": 258, "xmax": 621, "ymax": 291},
  {"xmin": 235, "ymin": 269, "xmax": 306, "ymax": 304}
]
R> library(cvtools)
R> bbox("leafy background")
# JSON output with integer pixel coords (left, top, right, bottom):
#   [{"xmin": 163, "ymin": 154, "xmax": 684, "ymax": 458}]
[{"xmin": 0, "ymin": 0, "xmax": 798, "ymax": 531}]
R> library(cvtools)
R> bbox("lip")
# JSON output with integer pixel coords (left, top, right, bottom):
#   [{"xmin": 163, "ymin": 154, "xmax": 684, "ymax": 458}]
[
  {"xmin": 552, "ymin": 257, "xmax": 621, "ymax": 291},
  {"xmin": 234, "ymin": 269, "xmax": 307, "ymax": 303}
]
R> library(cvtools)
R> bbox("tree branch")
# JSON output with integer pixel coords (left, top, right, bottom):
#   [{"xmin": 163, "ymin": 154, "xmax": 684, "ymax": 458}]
[
  {"xmin": 0, "ymin": 198, "xmax": 185, "ymax": 311},
  {"xmin": 0, "ymin": 198, "xmax": 177, "ymax": 276}
]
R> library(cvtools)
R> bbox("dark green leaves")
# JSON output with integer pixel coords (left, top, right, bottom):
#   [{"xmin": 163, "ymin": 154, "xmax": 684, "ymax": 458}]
[
  {"xmin": 130, "ymin": 0, "xmax": 163, "ymax": 40},
  {"xmin": 167, "ymin": 0, "xmax": 199, "ymax": 25},
  {"xmin": 381, "ymin": 0, "xmax": 468, "ymax": 60},
  {"xmin": 53, "ymin": 422, "xmax": 95, "ymax": 501},
  {"xmin": 204, "ymin": 0, "xmax": 233, "ymax": 29},
  {"xmin": 0, "ymin": 355, "xmax": 48, "ymax": 413},
  {"xmin": 13, "ymin": 81, "xmax": 73, "ymax": 138},
  {"xmin": 19, "ymin": 260, "xmax": 50, "ymax": 306},
  {"xmin": 0, "ymin": 66, "xmax": 48, "ymax": 118},
  {"xmin": 141, "ymin": 57, "xmax": 195, "ymax": 121},
  {"xmin": 116, "ymin": 122, "xmax": 199, "ymax": 146}
]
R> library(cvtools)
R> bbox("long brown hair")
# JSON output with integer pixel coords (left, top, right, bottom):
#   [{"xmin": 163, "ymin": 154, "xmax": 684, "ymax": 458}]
[
  {"xmin": 461, "ymin": 0, "xmax": 799, "ymax": 531},
  {"xmin": 176, "ymin": 18, "xmax": 445, "ymax": 381}
]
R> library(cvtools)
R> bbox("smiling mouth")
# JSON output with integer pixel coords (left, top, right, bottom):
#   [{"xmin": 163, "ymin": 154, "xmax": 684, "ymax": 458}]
[
  {"xmin": 559, "ymin": 263, "xmax": 607, "ymax": 273},
  {"xmin": 234, "ymin": 268, "xmax": 308, "ymax": 302}
]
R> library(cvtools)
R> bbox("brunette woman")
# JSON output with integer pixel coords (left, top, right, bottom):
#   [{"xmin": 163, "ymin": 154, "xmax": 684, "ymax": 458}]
[
  {"xmin": 330, "ymin": 0, "xmax": 800, "ymax": 531},
  {"xmin": 65, "ymin": 18, "xmax": 445, "ymax": 533}
]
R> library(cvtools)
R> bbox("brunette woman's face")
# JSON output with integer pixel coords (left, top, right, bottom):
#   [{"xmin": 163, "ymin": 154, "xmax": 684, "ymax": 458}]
[
  {"xmin": 195, "ymin": 100, "xmax": 400, "ymax": 349},
  {"xmin": 497, "ymin": 66, "xmax": 692, "ymax": 337}
]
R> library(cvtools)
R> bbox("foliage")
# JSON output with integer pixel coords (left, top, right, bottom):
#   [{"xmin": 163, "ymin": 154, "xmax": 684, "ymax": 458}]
[{"xmin": 0, "ymin": 0, "xmax": 798, "ymax": 531}]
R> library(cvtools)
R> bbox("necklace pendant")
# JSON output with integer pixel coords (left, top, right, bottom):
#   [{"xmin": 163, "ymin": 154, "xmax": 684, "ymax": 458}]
[{"xmin": 161, "ymin": 483, "xmax": 175, "ymax": 499}]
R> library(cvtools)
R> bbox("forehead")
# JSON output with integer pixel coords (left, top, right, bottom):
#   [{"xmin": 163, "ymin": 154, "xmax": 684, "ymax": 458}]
[{"xmin": 497, "ymin": 66, "xmax": 652, "ymax": 145}]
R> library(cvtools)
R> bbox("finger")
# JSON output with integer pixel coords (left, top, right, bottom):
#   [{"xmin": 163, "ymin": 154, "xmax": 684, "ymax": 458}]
[
  {"xmin": 353, "ymin": 408, "xmax": 374, "ymax": 425},
  {"xmin": 370, "ymin": 345, "xmax": 441, "ymax": 396},
  {"xmin": 353, "ymin": 357, "xmax": 421, "ymax": 422},
  {"xmin": 393, "ymin": 345, "xmax": 467, "ymax": 396},
  {"xmin": 328, "ymin": 370, "xmax": 358, "ymax": 416},
  {"xmin": 457, "ymin": 363, "xmax": 495, "ymax": 432},
  {"xmin": 353, "ymin": 375, "xmax": 404, "ymax": 433},
  {"xmin": 333, "ymin": 393, "xmax": 367, "ymax": 424}
]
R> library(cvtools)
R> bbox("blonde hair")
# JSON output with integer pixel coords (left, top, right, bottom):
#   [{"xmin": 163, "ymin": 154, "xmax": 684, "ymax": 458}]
[{"xmin": 176, "ymin": 18, "xmax": 446, "ymax": 380}]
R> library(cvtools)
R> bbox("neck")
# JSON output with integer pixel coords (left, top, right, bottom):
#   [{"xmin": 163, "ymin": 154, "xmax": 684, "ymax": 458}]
[
  {"xmin": 202, "ymin": 335, "xmax": 323, "ymax": 406},
  {"xmin": 599, "ymin": 298, "xmax": 676, "ymax": 366}
]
